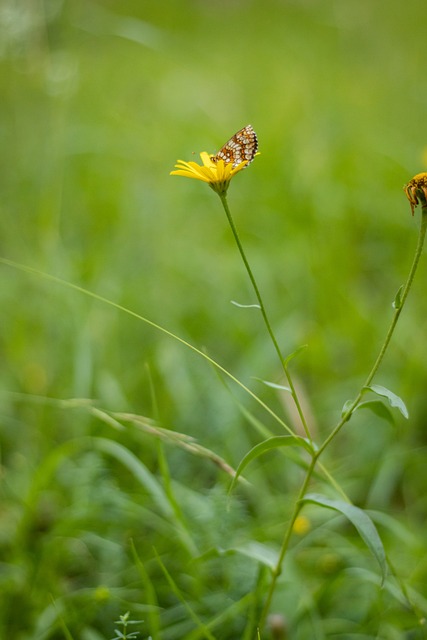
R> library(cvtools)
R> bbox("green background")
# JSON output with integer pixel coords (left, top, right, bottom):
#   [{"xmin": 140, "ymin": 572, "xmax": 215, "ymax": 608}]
[{"xmin": 1, "ymin": 1, "xmax": 427, "ymax": 638}]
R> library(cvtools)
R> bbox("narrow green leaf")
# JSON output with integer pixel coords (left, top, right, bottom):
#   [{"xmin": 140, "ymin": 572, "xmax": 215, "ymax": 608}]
[
  {"xmin": 154, "ymin": 549, "xmax": 217, "ymax": 640},
  {"xmin": 392, "ymin": 284, "xmax": 404, "ymax": 310},
  {"xmin": 93, "ymin": 437, "xmax": 173, "ymax": 517},
  {"xmin": 253, "ymin": 377, "xmax": 291, "ymax": 393},
  {"xmin": 229, "ymin": 541, "xmax": 279, "ymax": 570},
  {"xmin": 130, "ymin": 540, "xmax": 161, "ymax": 639},
  {"xmin": 301, "ymin": 493, "xmax": 387, "ymax": 583},
  {"xmin": 365, "ymin": 384, "xmax": 409, "ymax": 419},
  {"xmin": 231, "ymin": 300, "xmax": 261, "ymax": 309},
  {"xmin": 229, "ymin": 436, "xmax": 314, "ymax": 494},
  {"xmin": 284, "ymin": 344, "xmax": 308, "ymax": 367}
]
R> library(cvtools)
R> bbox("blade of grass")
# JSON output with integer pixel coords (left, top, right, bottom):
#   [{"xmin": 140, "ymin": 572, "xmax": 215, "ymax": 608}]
[
  {"xmin": 0, "ymin": 257, "xmax": 292, "ymax": 435},
  {"xmin": 130, "ymin": 539, "xmax": 162, "ymax": 640},
  {"xmin": 154, "ymin": 548, "xmax": 217, "ymax": 640}
]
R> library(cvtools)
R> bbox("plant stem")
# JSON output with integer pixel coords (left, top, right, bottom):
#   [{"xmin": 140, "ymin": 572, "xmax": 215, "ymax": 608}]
[
  {"xmin": 219, "ymin": 193, "xmax": 311, "ymax": 441},
  {"xmin": 258, "ymin": 206, "xmax": 427, "ymax": 633},
  {"xmin": 257, "ymin": 457, "xmax": 317, "ymax": 630},
  {"xmin": 317, "ymin": 206, "xmax": 427, "ymax": 457}
]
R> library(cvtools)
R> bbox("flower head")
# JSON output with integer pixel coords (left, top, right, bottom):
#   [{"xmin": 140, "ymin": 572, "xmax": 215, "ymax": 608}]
[
  {"xmin": 170, "ymin": 152, "xmax": 249, "ymax": 195},
  {"xmin": 404, "ymin": 172, "xmax": 427, "ymax": 215}
]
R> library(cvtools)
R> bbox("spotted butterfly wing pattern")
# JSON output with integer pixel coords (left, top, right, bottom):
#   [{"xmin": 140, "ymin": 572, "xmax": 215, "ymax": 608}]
[{"xmin": 210, "ymin": 125, "xmax": 258, "ymax": 169}]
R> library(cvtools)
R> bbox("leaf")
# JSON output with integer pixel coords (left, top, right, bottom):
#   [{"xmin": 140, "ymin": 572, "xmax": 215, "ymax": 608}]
[
  {"xmin": 252, "ymin": 377, "xmax": 291, "ymax": 393},
  {"xmin": 356, "ymin": 400, "xmax": 395, "ymax": 424},
  {"xmin": 154, "ymin": 550, "xmax": 217, "ymax": 640},
  {"xmin": 284, "ymin": 344, "xmax": 308, "ymax": 367},
  {"xmin": 229, "ymin": 436, "xmax": 314, "ymax": 495},
  {"xmin": 229, "ymin": 541, "xmax": 279, "ymax": 570},
  {"xmin": 301, "ymin": 493, "xmax": 387, "ymax": 583},
  {"xmin": 341, "ymin": 399, "xmax": 355, "ymax": 418},
  {"xmin": 93, "ymin": 437, "xmax": 173, "ymax": 517},
  {"xmin": 341, "ymin": 399, "xmax": 394, "ymax": 424},
  {"xmin": 365, "ymin": 384, "xmax": 409, "ymax": 419},
  {"xmin": 231, "ymin": 300, "xmax": 261, "ymax": 309},
  {"xmin": 392, "ymin": 284, "xmax": 404, "ymax": 310}
]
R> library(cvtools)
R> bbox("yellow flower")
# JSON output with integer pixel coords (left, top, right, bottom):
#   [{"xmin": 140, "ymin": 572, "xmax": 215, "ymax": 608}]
[
  {"xmin": 292, "ymin": 515, "xmax": 311, "ymax": 536},
  {"xmin": 170, "ymin": 152, "xmax": 250, "ymax": 195},
  {"xmin": 93, "ymin": 585, "xmax": 110, "ymax": 602},
  {"xmin": 404, "ymin": 172, "xmax": 427, "ymax": 215}
]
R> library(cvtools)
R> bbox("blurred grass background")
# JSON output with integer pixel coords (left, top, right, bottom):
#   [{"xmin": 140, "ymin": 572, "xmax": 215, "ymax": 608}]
[{"xmin": 1, "ymin": 0, "xmax": 427, "ymax": 638}]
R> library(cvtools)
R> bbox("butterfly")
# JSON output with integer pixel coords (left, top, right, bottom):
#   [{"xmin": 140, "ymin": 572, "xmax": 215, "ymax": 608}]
[{"xmin": 210, "ymin": 125, "xmax": 258, "ymax": 169}]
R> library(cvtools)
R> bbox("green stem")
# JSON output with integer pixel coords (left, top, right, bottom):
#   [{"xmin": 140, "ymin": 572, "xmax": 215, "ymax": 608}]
[
  {"xmin": 317, "ymin": 206, "xmax": 427, "ymax": 457},
  {"xmin": 219, "ymin": 193, "xmax": 311, "ymax": 441},
  {"xmin": 257, "ymin": 458, "xmax": 317, "ymax": 630},
  {"xmin": 258, "ymin": 206, "xmax": 427, "ymax": 634}
]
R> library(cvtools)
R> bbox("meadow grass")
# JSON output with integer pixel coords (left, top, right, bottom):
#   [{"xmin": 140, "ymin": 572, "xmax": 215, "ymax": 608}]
[{"xmin": 1, "ymin": 1, "xmax": 427, "ymax": 638}]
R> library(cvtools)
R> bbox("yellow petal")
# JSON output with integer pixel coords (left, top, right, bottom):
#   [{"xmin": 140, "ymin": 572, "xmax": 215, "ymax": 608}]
[{"xmin": 170, "ymin": 170, "xmax": 211, "ymax": 182}]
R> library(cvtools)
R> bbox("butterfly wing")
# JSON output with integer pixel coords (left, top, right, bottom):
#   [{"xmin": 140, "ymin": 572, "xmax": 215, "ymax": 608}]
[{"xmin": 211, "ymin": 125, "xmax": 258, "ymax": 168}]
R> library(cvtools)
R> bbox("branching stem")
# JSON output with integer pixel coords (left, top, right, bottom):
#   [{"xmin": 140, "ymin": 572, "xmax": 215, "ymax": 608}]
[{"xmin": 257, "ymin": 206, "xmax": 427, "ymax": 632}]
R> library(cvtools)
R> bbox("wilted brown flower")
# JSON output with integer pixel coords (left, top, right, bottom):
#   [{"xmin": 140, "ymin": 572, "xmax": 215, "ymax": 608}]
[{"xmin": 404, "ymin": 172, "xmax": 427, "ymax": 215}]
